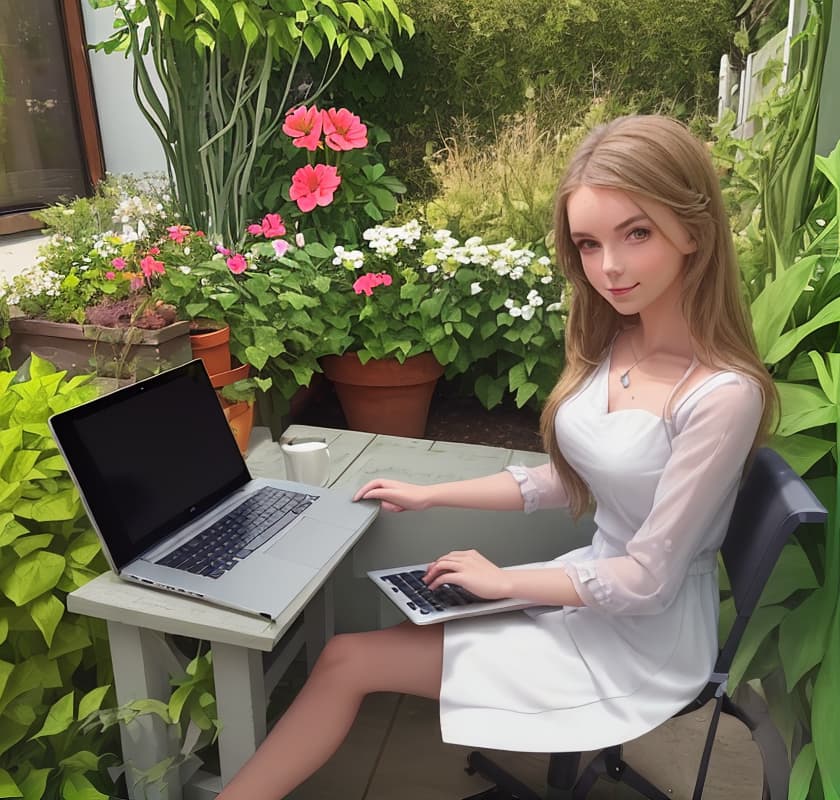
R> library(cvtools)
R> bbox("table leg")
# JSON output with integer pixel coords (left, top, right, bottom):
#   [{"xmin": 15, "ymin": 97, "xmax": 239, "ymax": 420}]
[
  {"xmin": 107, "ymin": 621, "xmax": 183, "ymax": 800},
  {"xmin": 303, "ymin": 580, "xmax": 334, "ymax": 672},
  {"xmin": 211, "ymin": 642, "xmax": 267, "ymax": 786}
]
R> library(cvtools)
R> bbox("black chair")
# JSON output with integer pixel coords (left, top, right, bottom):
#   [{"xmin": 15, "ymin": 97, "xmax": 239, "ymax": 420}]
[{"xmin": 462, "ymin": 447, "xmax": 827, "ymax": 800}]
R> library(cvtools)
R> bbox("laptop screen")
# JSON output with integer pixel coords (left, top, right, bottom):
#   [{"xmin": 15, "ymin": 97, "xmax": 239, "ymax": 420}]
[{"xmin": 49, "ymin": 360, "xmax": 251, "ymax": 570}]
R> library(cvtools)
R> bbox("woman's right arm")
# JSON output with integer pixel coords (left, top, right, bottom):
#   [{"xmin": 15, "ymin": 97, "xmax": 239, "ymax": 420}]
[{"xmin": 352, "ymin": 462, "xmax": 569, "ymax": 513}]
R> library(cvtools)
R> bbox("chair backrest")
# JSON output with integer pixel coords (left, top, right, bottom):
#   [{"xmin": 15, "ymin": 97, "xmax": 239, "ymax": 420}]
[{"xmin": 717, "ymin": 447, "xmax": 827, "ymax": 670}]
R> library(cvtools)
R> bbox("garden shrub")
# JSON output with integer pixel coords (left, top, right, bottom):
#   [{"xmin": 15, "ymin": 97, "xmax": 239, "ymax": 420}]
[
  {"xmin": 328, "ymin": 0, "xmax": 735, "ymax": 196},
  {"xmin": 0, "ymin": 355, "xmax": 119, "ymax": 798}
]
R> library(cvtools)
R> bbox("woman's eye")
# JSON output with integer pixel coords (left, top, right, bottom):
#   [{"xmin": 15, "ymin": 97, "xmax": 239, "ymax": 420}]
[
  {"xmin": 629, "ymin": 228, "xmax": 650, "ymax": 241},
  {"xmin": 576, "ymin": 239, "xmax": 598, "ymax": 251}
]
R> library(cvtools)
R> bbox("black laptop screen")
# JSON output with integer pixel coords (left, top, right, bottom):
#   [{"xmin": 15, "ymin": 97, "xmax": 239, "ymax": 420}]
[{"xmin": 50, "ymin": 360, "xmax": 251, "ymax": 570}]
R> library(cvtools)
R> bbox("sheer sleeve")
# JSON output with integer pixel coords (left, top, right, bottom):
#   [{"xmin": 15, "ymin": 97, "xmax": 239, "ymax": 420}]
[
  {"xmin": 505, "ymin": 462, "xmax": 570, "ymax": 514},
  {"xmin": 563, "ymin": 377, "xmax": 763, "ymax": 615}
]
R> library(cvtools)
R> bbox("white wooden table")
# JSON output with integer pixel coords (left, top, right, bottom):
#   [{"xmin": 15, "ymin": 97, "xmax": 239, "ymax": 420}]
[{"xmin": 68, "ymin": 424, "xmax": 572, "ymax": 799}]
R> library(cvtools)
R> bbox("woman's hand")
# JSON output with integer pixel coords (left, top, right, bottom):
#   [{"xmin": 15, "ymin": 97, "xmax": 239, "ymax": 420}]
[
  {"xmin": 352, "ymin": 479, "xmax": 431, "ymax": 513},
  {"xmin": 424, "ymin": 549, "xmax": 512, "ymax": 600}
]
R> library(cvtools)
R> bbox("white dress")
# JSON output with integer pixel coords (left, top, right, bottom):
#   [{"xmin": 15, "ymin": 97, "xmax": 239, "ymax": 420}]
[{"xmin": 439, "ymin": 348, "xmax": 763, "ymax": 752}]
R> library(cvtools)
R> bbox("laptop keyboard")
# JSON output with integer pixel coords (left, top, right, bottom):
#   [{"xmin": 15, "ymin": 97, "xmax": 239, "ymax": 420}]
[
  {"xmin": 156, "ymin": 486, "xmax": 319, "ymax": 579},
  {"xmin": 380, "ymin": 570, "xmax": 485, "ymax": 615}
]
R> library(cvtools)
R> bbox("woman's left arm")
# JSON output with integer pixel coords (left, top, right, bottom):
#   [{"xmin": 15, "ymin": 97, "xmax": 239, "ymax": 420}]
[{"xmin": 562, "ymin": 377, "xmax": 764, "ymax": 615}]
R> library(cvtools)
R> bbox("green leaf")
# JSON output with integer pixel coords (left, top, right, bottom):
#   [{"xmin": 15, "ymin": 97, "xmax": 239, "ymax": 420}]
[
  {"xmin": 59, "ymin": 772, "xmax": 109, "ymax": 800},
  {"xmin": 30, "ymin": 691, "xmax": 74, "ymax": 739},
  {"xmin": 474, "ymin": 374, "xmax": 506, "ymax": 409},
  {"xmin": 0, "ymin": 768, "xmax": 21, "ymax": 797},
  {"xmin": 12, "ymin": 533, "xmax": 54, "ymax": 559},
  {"xmin": 729, "ymin": 605, "xmax": 788, "ymax": 688},
  {"xmin": 244, "ymin": 346, "xmax": 269, "ymax": 371},
  {"xmin": 790, "ymin": 743, "xmax": 817, "ymax": 800},
  {"xmin": 766, "ymin": 295, "xmax": 840, "ymax": 363},
  {"xmin": 78, "ymin": 685, "xmax": 111, "ymax": 719},
  {"xmin": 18, "ymin": 768, "xmax": 50, "ymax": 800},
  {"xmin": 66, "ymin": 530, "xmax": 101, "ymax": 566},
  {"xmin": 0, "ymin": 551, "xmax": 66, "ymax": 606},
  {"xmin": 813, "ymin": 607, "xmax": 840, "ymax": 796},
  {"xmin": 515, "ymin": 382, "xmax": 539, "ymax": 408},
  {"xmin": 750, "ymin": 255, "xmax": 818, "ymax": 361},
  {"xmin": 29, "ymin": 593, "xmax": 65, "ymax": 647},
  {"xmin": 759, "ymin": 543, "xmax": 818, "ymax": 606},
  {"xmin": 15, "ymin": 489, "xmax": 79, "ymax": 522},
  {"xmin": 770, "ymin": 434, "xmax": 833, "ymax": 476},
  {"xmin": 779, "ymin": 585, "xmax": 832, "ymax": 690},
  {"xmin": 59, "ymin": 751, "xmax": 100, "ymax": 771}
]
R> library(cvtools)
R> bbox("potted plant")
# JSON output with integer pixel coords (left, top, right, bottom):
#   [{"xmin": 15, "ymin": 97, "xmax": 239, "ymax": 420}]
[
  {"xmin": 319, "ymin": 219, "xmax": 566, "ymax": 437},
  {"xmin": 0, "ymin": 176, "xmax": 194, "ymax": 384}
]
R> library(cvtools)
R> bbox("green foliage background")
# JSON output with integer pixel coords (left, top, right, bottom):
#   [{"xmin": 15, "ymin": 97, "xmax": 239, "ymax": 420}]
[{"xmin": 327, "ymin": 0, "xmax": 736, "ymax": 195}]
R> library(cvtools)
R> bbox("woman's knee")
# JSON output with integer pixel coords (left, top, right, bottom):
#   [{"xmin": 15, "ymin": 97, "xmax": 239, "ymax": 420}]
[{"xmin": 314, "ymin": 632, "xmax": 369, "ymax": 678}]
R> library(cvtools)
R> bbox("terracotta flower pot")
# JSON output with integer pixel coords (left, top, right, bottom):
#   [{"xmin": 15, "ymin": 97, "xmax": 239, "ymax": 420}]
[
  {"xmin": 320, "ymin": 351, "xmax": 444, "ymax": 438},
  {"xmin": 211, "ymin": 360, "xmax": 253, "ymax": 454},
  {"xmin": 190, "ymin": 321, "xmax": 231, "ymax": 376}
]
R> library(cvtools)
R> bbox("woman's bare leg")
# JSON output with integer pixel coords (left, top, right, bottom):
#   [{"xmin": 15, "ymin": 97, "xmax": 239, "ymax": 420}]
[{"xmin": 217, "ymin": 622, "xmax": 444, "ymax": 800}]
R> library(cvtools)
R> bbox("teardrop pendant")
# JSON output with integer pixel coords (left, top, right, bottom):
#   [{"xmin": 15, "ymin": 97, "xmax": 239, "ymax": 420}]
[{"xmin": 620, "ymin": 372, "xmax": 631, "ymax": 388}]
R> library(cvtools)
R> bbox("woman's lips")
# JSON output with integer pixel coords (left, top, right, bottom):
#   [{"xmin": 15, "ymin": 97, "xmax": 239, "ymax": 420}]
[{"xmin": 608, "ymin": 284, "xmax": 639, "ymax": 296}]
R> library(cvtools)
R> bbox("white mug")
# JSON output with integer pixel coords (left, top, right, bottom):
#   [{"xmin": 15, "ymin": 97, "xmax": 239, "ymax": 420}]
[{"xmin": 281, "ymin": 438, "xmax": 331, "ymax": 487}]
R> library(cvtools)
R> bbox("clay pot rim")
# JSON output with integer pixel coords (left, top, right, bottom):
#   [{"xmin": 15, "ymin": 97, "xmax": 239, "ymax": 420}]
[
  {"xmin": 190, "ymin": 320, "xmax": 230, "ymax": 347},
  {"xmin": 210, "ymin": 360, "xmax": 250, "ymax": 388}
]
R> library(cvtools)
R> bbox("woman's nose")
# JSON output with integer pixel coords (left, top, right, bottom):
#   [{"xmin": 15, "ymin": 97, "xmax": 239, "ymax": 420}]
[{"xmin": 601, "ymin": 251, "xmax": 623, "ymax": 277}]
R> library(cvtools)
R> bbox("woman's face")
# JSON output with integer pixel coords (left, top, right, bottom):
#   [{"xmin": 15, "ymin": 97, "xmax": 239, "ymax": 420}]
[{"xmin": 566, "ymin": 186, "xmax": 694, "ymax": 317}]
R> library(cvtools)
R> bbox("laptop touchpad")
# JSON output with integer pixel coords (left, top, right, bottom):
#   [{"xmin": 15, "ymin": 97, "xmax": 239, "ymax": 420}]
[{"xmin": 265, "ymin": 516, "xmax": 350, "ymax": 567}]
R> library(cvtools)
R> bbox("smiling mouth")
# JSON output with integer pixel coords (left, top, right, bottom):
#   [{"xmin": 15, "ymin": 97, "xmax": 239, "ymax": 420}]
[{"xmin": 608, "ymin": 284, "xmax": 639, "ymax": 295}]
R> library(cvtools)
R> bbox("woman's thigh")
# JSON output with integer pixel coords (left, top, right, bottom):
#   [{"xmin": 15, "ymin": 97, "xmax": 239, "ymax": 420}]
[{"xmin": 318, "ymin": 622, "xmax": 444, "ymax": 700}]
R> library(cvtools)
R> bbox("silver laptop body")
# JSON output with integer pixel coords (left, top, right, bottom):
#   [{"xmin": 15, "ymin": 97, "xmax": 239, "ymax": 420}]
[
  {"xmin": 49, "ymin": 360, "xmax": 378, "ymax": 620},
  {"xmin": 367, "ymin": 562, "xmax": 539, "ymax": 625}
]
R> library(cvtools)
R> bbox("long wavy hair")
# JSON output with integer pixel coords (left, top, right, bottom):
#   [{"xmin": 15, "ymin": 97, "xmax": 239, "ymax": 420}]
[{"xmin": 540, "ymin": 115, "xmax": 778, "ymax": 519}]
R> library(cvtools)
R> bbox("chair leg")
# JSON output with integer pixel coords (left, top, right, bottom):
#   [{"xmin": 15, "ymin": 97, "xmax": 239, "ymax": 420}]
[
  {"xmin": 572, "ymin": 746, "xmax": 672, "ymax": 800},
  {"xmin": 463, "ymin": 751, "xmax": 542, "ymax": 800}
]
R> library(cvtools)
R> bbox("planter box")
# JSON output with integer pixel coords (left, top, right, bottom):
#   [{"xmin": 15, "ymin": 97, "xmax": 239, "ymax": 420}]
[{"xmin": 8, "ymin": 317, "xmax": 193, "ymax": 381}]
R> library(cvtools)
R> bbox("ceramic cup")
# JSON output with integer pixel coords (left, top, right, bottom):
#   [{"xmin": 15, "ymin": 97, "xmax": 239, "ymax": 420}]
[{"xmin": 281, "ymin": 438, "xmax": 331, "ymax": 487}]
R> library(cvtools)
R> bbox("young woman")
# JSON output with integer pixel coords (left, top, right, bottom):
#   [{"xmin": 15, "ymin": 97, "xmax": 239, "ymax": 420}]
[{"xmin": 218, "ymin": 115, "xmax": 777, "ymax": 798}]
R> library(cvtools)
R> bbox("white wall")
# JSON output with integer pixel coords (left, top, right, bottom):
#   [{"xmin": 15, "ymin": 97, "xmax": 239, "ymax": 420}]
[{"xmin": 80, "ymin": 3, "xmax": 168, "ymax": 175}]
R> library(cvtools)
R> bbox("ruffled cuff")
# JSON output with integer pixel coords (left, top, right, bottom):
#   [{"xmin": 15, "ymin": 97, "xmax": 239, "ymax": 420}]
[
  {"xmin": 563, "ymin": 560, "xmax": 612, "ymax": 609},
  {"xmin": 505, "ymin": 465, "xmax": 541, "ymax": 514}
]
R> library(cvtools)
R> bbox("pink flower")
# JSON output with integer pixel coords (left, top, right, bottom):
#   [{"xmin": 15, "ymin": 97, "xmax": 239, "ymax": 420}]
[
  {"xmin": 111, "ymin": 257, "xmax": 126, "ymax": 270},
  {"xmin": 195, "ymin": 230, "xmax": 206, "ymax": 237},
  {"xmin": 261, "ymin": 213, "xmax": 286, "ymax": 238},
  {"xmin": 167, "ymin": 224, "xmax": 190, "ymax": 244},
  {"xmin": 216, "ymin": 245, "xmax": 231, "ymax": 256},
  {"xmin": 247, "ymin": 224, "xmax": 263, "ymax": 236},
  {"xmin": 227, "ymin": 254, "xmax": 247, "ymax": 274},
  {"xmin": 282, "ymin": 105, "xmax": 322, "ymax": 151},
  {"xmin": 140, "ymin": 255, "xmax": 165, "ymax": 279},
  {"xmin": 322, "ymin": 108, "xmax": 368, "ymax": 151},
  {"xmin": 295, "ymin": 232, "xmax": 306, "ymax": 247},
  {"xmin": 148, "ymin": 247, "xmax": 160, "ymax": 256},
  {"xmin": 272, "ymin": 239, "xmax": 289, "ymax": 258},
  {"xmin": 130, "ymin": 276, "xmax": 145, "ymax": 291},
  {"xmin": 289, "ymin": 164, "xmax": 341, "ymax": 212},
  {"xmin": 352, "ymin": 272, "xmax": 393, "ymax": 296},
  {"xmin": 105, "ymin": 271, "xmax": 116, "ymax": 280}
]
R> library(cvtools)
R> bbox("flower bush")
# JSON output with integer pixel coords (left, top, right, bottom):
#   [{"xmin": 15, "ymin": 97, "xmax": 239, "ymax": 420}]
[
  {"xmin": 0, "ymin": 176, "xmax": 180, "ymax": 328},
  {"xmin": 326, "ymin": 219, "xmax": 567, "ymax": 408},
  {"xmin": 259, "ymin": 104, "xmax": 406, "ymax": 246}
]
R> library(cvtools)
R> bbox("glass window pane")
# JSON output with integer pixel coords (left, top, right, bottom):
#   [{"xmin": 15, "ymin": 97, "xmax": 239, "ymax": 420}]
[{"xmin": 0, "ymin": 0, "xmax": 88, "ymax": 214}]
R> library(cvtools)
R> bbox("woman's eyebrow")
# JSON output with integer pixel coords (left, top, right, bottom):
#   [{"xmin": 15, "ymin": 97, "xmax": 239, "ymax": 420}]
[{"xmin": 570, "ymin": 213, "xmax": 651, "ymax": 239}]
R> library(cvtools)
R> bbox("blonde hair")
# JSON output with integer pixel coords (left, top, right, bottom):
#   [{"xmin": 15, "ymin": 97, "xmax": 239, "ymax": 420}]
[{"xmin": 540, "ymin": 115, "xmax": 778, "ymax": 518}]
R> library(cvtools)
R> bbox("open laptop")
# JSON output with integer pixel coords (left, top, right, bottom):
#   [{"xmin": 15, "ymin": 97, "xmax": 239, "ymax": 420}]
[
  {"xmin": 49, "ymin": 360, "xmax": 379, "ymax": 620},
  {"xmin": 367, "ymin": 562, "xmax": 543, "ymax": 625}
]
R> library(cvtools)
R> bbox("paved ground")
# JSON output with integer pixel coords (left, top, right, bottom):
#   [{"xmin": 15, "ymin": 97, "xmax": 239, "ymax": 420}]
[{"xmin": 0, "ymin": 232, "xmax": 46, "ymax": 283}]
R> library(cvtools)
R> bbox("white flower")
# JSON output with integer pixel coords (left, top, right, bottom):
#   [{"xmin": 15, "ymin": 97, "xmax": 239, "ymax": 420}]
[
  {"xmin": 546, "ymin": 302, "xmax": 563, "ymax": 312},
  {"xmin": 510, "ymin": 266, "xmax": 524, "ymax": 280},
  {"xmin": 540, "ymin": 276, "xmax": 553, "ymax": 284},
  {"xmin": 470, "ymin": 282, "xmax": 482, "ymax": 295},
  {"xmin": 508, "ymin": 306, "xmax": 523, "ymax": 318},
  {"xmin": 62, "ymin": 208, "xmax": 75, "ymax": 216},
  {"xmin": 184, "ymin": 246, "xmax": 191, "ymax": 255},
  {"xmin": 295, "ymin": 232, "xmax": 306, "ymax": 247},
  {"xmin": 521, "ymin": 305, "xmax": 535, "ymax": 320},
  {"xmin": 179, "ymin": 266, "xmax": 192, "ymax": 274},
  {"xmin": 426, "ymin": 264, "xmax": 438, "ymax": 274},
  {"xmin": 538, "ymin": 256, "xmax": 551, "ymax": 266},
  {"xmin": 504, "ymin": 298, "xmax": 515, "ymax": 309},
  {"xmin": 527, "ymin": 289, "xmax": 543, "ymax": 307}
]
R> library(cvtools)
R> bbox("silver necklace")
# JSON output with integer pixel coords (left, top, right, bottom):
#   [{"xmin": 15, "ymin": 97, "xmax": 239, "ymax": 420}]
[{"xmin": 619, "ymin": 338, "xmax": 651, "ymax": 389}]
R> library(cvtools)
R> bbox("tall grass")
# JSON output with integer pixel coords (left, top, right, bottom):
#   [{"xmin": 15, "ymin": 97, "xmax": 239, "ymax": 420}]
[{"xmin": 421, "ymin": 94, "xmax": 637, "ymax": 247}]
